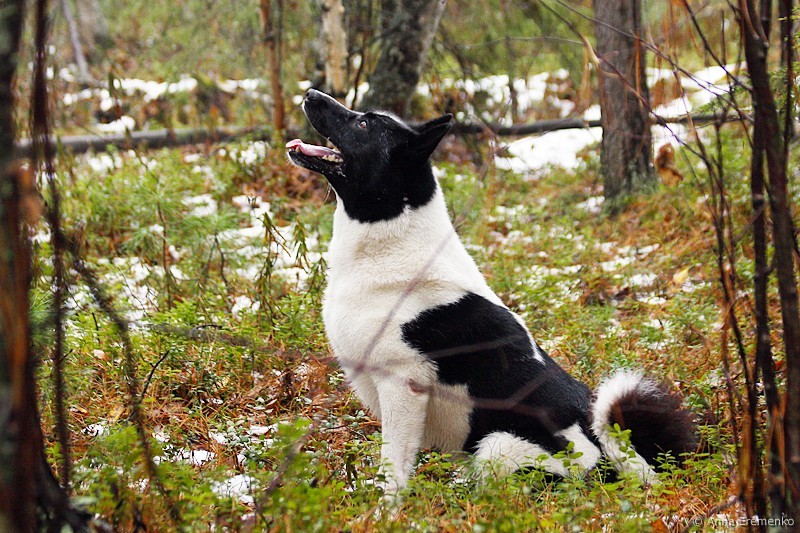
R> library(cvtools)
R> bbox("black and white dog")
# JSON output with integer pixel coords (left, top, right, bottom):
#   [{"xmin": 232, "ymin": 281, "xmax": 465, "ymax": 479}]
[{"xmin": 287, "ymin": 89, "xmax": 696, "ymax": 496}]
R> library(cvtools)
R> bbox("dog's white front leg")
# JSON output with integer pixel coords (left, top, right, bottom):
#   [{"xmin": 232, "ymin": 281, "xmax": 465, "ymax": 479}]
[{"xmin": 375, "ymin": 373, "xmax": 431, "ymax": 497}]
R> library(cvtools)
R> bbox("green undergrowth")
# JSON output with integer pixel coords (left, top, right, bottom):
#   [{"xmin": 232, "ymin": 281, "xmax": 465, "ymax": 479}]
[{"xmin": 32, "ymin": 133, "xmax": 756, "ymax": 531}]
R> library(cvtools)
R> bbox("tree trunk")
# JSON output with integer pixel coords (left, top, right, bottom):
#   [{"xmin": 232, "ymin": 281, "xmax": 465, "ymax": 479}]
[
  {"xmin": 75, "ymin": 0, "xmax": 111, "ymax": 58},
  {"xmin": 740, "ymin": 0, "xmax": 800, "ymax": 525},
  {"xmin": 360, "ymin": 0, "xmax": 446, "ymax": 116},
  {"xmin": 1, "ymin": 2, "xmax": 94, "ymax": 530},
  {"xmin": 59, "ymin": 0, "xmax": 90, "ymax": 83},
  {"xmin": 317, "ymin": 0, "xmax": 348, "ymax": 97},
  {"xmin": 260, "ymin": 0, "xmax": 286, "ymax": 137},
  {"xmin": 592, "ymin": 0, "xmax": 656, "ymax": 213},
  {"xmin": 0, "ymin": 2, "xmax": 37, "ymax": 529}
]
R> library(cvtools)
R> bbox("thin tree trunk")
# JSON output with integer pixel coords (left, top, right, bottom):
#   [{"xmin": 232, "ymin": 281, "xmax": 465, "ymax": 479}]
[
  {"xmin": 1, "ymin": 2, "xmax": 97, "ymax": 529},
  {"xmin": 748, "ymin": 1, "xmax": 785, "ymax": 521},
  {"xmin": 0, "ymin": 1, "xmax": 36, "ymax": 529},
  {"xmin": 360, "ymin": 0, "xmax": 446, "ymax": 116},
  {"xmin": 740, "ymin": 0, "xmax": 800, "ymax": 524},
  {"xmin": 260, "ymin": 0, "xmax": 286, "ymax": 136},
  {"xmin": 75, "ymin": 0, "xmax": 110, "ymax": 56},
  {"xmin": 593, "ymin": 0, "xmax": 656, "ymax": 213},
  {"xmin": 59, "ymin": 0, "xmax": 90, "ymax": 83},
  {"xmin": 319, "ymin": 0, "xmax": 348, "ymax": 97}
]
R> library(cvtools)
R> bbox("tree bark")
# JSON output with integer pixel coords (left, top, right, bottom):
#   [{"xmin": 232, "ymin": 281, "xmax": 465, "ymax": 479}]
[
  {"xmin": 0, "ymin": 2, "xmax": 37, "ymax": 529},
  {"xmin": 592, "ymin": 0, "xmax": 656, "ymax": 213},
  {"xmin": 75, "ymin": 0, "xmax": 110, "ymax": 57},
  {"xmin": 260, "ymin": 0, "xmax": 286, "ymax": 136},
  {"xmin": 747, "ymin": 0, "xmax": 785, "ymax": 522},
  {"xmin": 739, "ymin": 0, "xmax": 800, "ymax": 524},
  {"xmin": 1, "ymin": 2, "xmax": 96, "ymax": 530},
  {"xmin": 360, "ymin": 0, "xmax": 446, "ymax": 116},
  {"xmin": 317, "ymin": 0, "xmax": 348, "ymax": 97},
  {"xmin": 59, "ymin": 0, "xmax": 90, "ymax": 83}
]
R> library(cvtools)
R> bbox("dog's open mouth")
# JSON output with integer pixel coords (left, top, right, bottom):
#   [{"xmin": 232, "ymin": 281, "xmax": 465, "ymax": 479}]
[{"xmin": 286, "ymin": 139, "xmax": 344, "ymax": 174}]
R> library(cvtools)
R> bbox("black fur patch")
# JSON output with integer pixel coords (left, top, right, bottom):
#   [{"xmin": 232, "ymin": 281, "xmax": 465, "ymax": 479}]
[
  {"xmin": 401, "ymin": 292, "xmax": 594, "ymax": 453},
  {"xmin": 605, "ymin": 382, "xmax": 698, "ymax": 467},
  {"xmin": 298, "ymin": 89, "xmax": 451, "ymax": 223}
]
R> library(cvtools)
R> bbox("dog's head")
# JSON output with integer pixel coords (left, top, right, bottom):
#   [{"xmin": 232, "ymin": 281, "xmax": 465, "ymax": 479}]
[{"xmin": 287, "ymin": 89, "xmax": 452, "ymax": 223}]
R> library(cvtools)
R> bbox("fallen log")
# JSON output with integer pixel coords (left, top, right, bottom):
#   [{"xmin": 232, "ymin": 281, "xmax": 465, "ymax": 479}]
[
  {"xmin": 14, "ymin": 125, "xmax": 273, "ymax": 158},
  {"xmin": 452, "ymin": 112, "xmax": 743, "ymax": 135},
  {"xmin": 14, "ymin": 113, "xmax": 743, "ymax": 157}
]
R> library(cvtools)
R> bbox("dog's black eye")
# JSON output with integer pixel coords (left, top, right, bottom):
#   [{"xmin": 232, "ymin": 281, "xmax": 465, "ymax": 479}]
[{"xmin": 358, "ymin": 120, "xmax": 367, "ymax": 129}]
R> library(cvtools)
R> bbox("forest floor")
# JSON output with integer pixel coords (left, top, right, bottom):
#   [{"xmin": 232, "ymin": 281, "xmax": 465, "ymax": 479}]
[{"xmin": 32, "ymin": 107, "xmax": 764, "ymax": 529}]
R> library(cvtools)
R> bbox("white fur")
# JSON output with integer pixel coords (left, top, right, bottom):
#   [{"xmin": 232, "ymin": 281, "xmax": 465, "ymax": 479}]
[
  {"xmin": 474, "ymin": 431, "xmax": 568, "ymax": 478},
  {"xmin": 557, "ymin": 423, "xmax": 604, "ymax": 471},
  {"xmin": 474, "ymin": 425, "xmax": 602, "ymax": 480},
  {"xmin": 591, "ymin": 371, "xmax": 658, "ymax": 484},
  {"xmin": 323, "ymin": 184, "xmax": 543, "ymax": 492}
]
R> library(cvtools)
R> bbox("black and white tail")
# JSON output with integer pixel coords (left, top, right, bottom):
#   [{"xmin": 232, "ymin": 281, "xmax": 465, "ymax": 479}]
[{"xmin": 591, "ymin": 371, "xmax": 698, "ymax": 483}]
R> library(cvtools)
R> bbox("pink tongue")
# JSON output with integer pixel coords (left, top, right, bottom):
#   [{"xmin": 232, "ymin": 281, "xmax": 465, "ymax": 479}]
[{"xmin": 286, "ymin": 139, "xmax": 339, "ymax": 158}]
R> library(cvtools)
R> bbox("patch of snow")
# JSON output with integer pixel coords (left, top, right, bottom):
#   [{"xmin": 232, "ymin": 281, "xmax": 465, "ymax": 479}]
[
  {"xmin": 627, "ymin": 273, "xmax": 658, "ymax": 287},
  {"xmin": 184, "ymin": 194, "xmax": 218, "ymax": 217},
  {"xmin": 638, "ymin": 294, "xmax": 668, "ymax": 306},
  {"xmin": 62, "ymin": 87, "xmax": 94, "ymax": 106},
  {"xmin": 86, "ymin": 153, "xmax": 120, "ymax": 173},
  {"xmin": 219, "ymin": 78, "xmax": 263, "ymax": 93},
  {"xmin": 584, "ymin": 105, "xmax": 601, "ymax": 121},
  {"xmin": 32, "ymin": 228, "xmax": 51, "ymax": 244},
  {"xmin": 495, "ymin": 127, "xmax": 601, "ymax": 174},
  {"xmin": 209, "ymin": 431, "xmax": 228, "ymax": 445},
  {"xmin": 231, "ymin": 295, "xmax": 261, "ymax": 320},
  {"xmin": 596, "ymin": 241, "xmax": 616, "ymax": 254},
  {"xmin": 95, "ymin": 115, "xmax": 135, "ymax": 134},
  {"xmin": 250, "ymin": 424, "xmax": 278, "ymax": 436},
  {"xmin": 103, "ymin": 257, "xmax": 159, "ymax": 321},
  {"xmin": 681, "ymin": 280, "xmax": 710, "ymax": 293},
  {"xmin": 82, "ymin": 423, "xmax": 107, "ymax": 437},
  {"xmin": 192, "ymin": 164, "xmax": 216, "ymax": 182},
  {"xmin": 228, "ymin": 141, "xmax": 269, "ymax": 166},
  {"xmin": 115, "ymin": 76, "xmax": 198, "ymax": 102},
  {"xmin": 576, "ymin": 195, "xmax": 604, "ymax": 214},
  {"xmin": 599, "ymin": 255, "xmax": 636, "ymax": 272},
  {"xmin": 636, "ymin": 243, "xmax": 660, "ymax": 257},
  {"xmin": 168, "ymin": 245, "xmax": 182, "ymax": 261},
  {"xmin": 175, "ymin": 448, "xmax": 216, "ymax": 466},
  {"xmin": 212, "ymin": 474, "xmax": 256, "ymax": 505}
]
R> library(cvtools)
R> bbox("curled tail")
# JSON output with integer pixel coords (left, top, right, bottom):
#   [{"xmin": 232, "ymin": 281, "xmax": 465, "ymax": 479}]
[{"xmin": 591, "ymin": 371, "xmax": 698, "ymax": 483}]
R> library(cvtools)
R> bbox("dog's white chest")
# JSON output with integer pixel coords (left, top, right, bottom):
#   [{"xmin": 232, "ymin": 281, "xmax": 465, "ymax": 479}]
[
  {"xmin": 321, "ymin": 195, "xmax": 487, "ymax": 364},
  {"xmin": 321, "ymin": 194, "xmax": 490, "ymax": 452}
]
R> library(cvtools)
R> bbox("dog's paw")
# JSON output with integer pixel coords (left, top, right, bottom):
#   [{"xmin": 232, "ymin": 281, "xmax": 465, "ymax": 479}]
[{"xmin": 373, "ymin": 493, "xmax": 403, "ymax": 522}]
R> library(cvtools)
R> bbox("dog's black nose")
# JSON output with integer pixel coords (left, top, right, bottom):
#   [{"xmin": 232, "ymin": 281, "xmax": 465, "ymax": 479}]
[{"xmin": 305, "ymin": 89, "xmax": 323, "ymax": 102}]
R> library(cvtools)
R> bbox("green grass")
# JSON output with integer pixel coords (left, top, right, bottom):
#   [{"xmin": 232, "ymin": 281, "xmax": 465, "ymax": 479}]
[{"xmin": 33, "ymin": 134, "xmax": 749, "ymax": 531}]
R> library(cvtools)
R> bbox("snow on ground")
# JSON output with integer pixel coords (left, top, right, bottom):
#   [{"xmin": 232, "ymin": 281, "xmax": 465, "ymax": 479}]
[
  {"xmin": 477, "ymin": 64, "xmax": 731, "ymax": 173},
  {"xmin": 226, "ymin": 141, "xmax": 269, "ymax": 166},
  {"xmin": 94, "ymin": 115, "xmax": 135, "ymax": 134},
  {"xmin": 495, "ymin": 127, "xmax": 602, "ymax": 174},
  {"xmin": 212, "ymin": 474, "xmax": 257, "ymax": 505},
  {"xmin": 183, "ymin": 193, "xmax": 219, "ymax": 218},
  {"xmin": 576, "ymin": 195, "xmax": 604, "ymax": 214},
  {"xmin": 86, "ymin": 153, "xmax": 121, "ymax": 173},
  {"xmin": 60, "ymin": 63, "xmax": 730, "ymax": 168},
  {"xmin": 224, "ymin": 193, "xmax": 324, "ymax": 285}
]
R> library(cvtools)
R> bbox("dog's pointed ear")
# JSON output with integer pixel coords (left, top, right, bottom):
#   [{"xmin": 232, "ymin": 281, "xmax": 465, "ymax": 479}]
[{"xmin": 413, "ymin": 114, "xmax": 453, "ymax": 159}]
